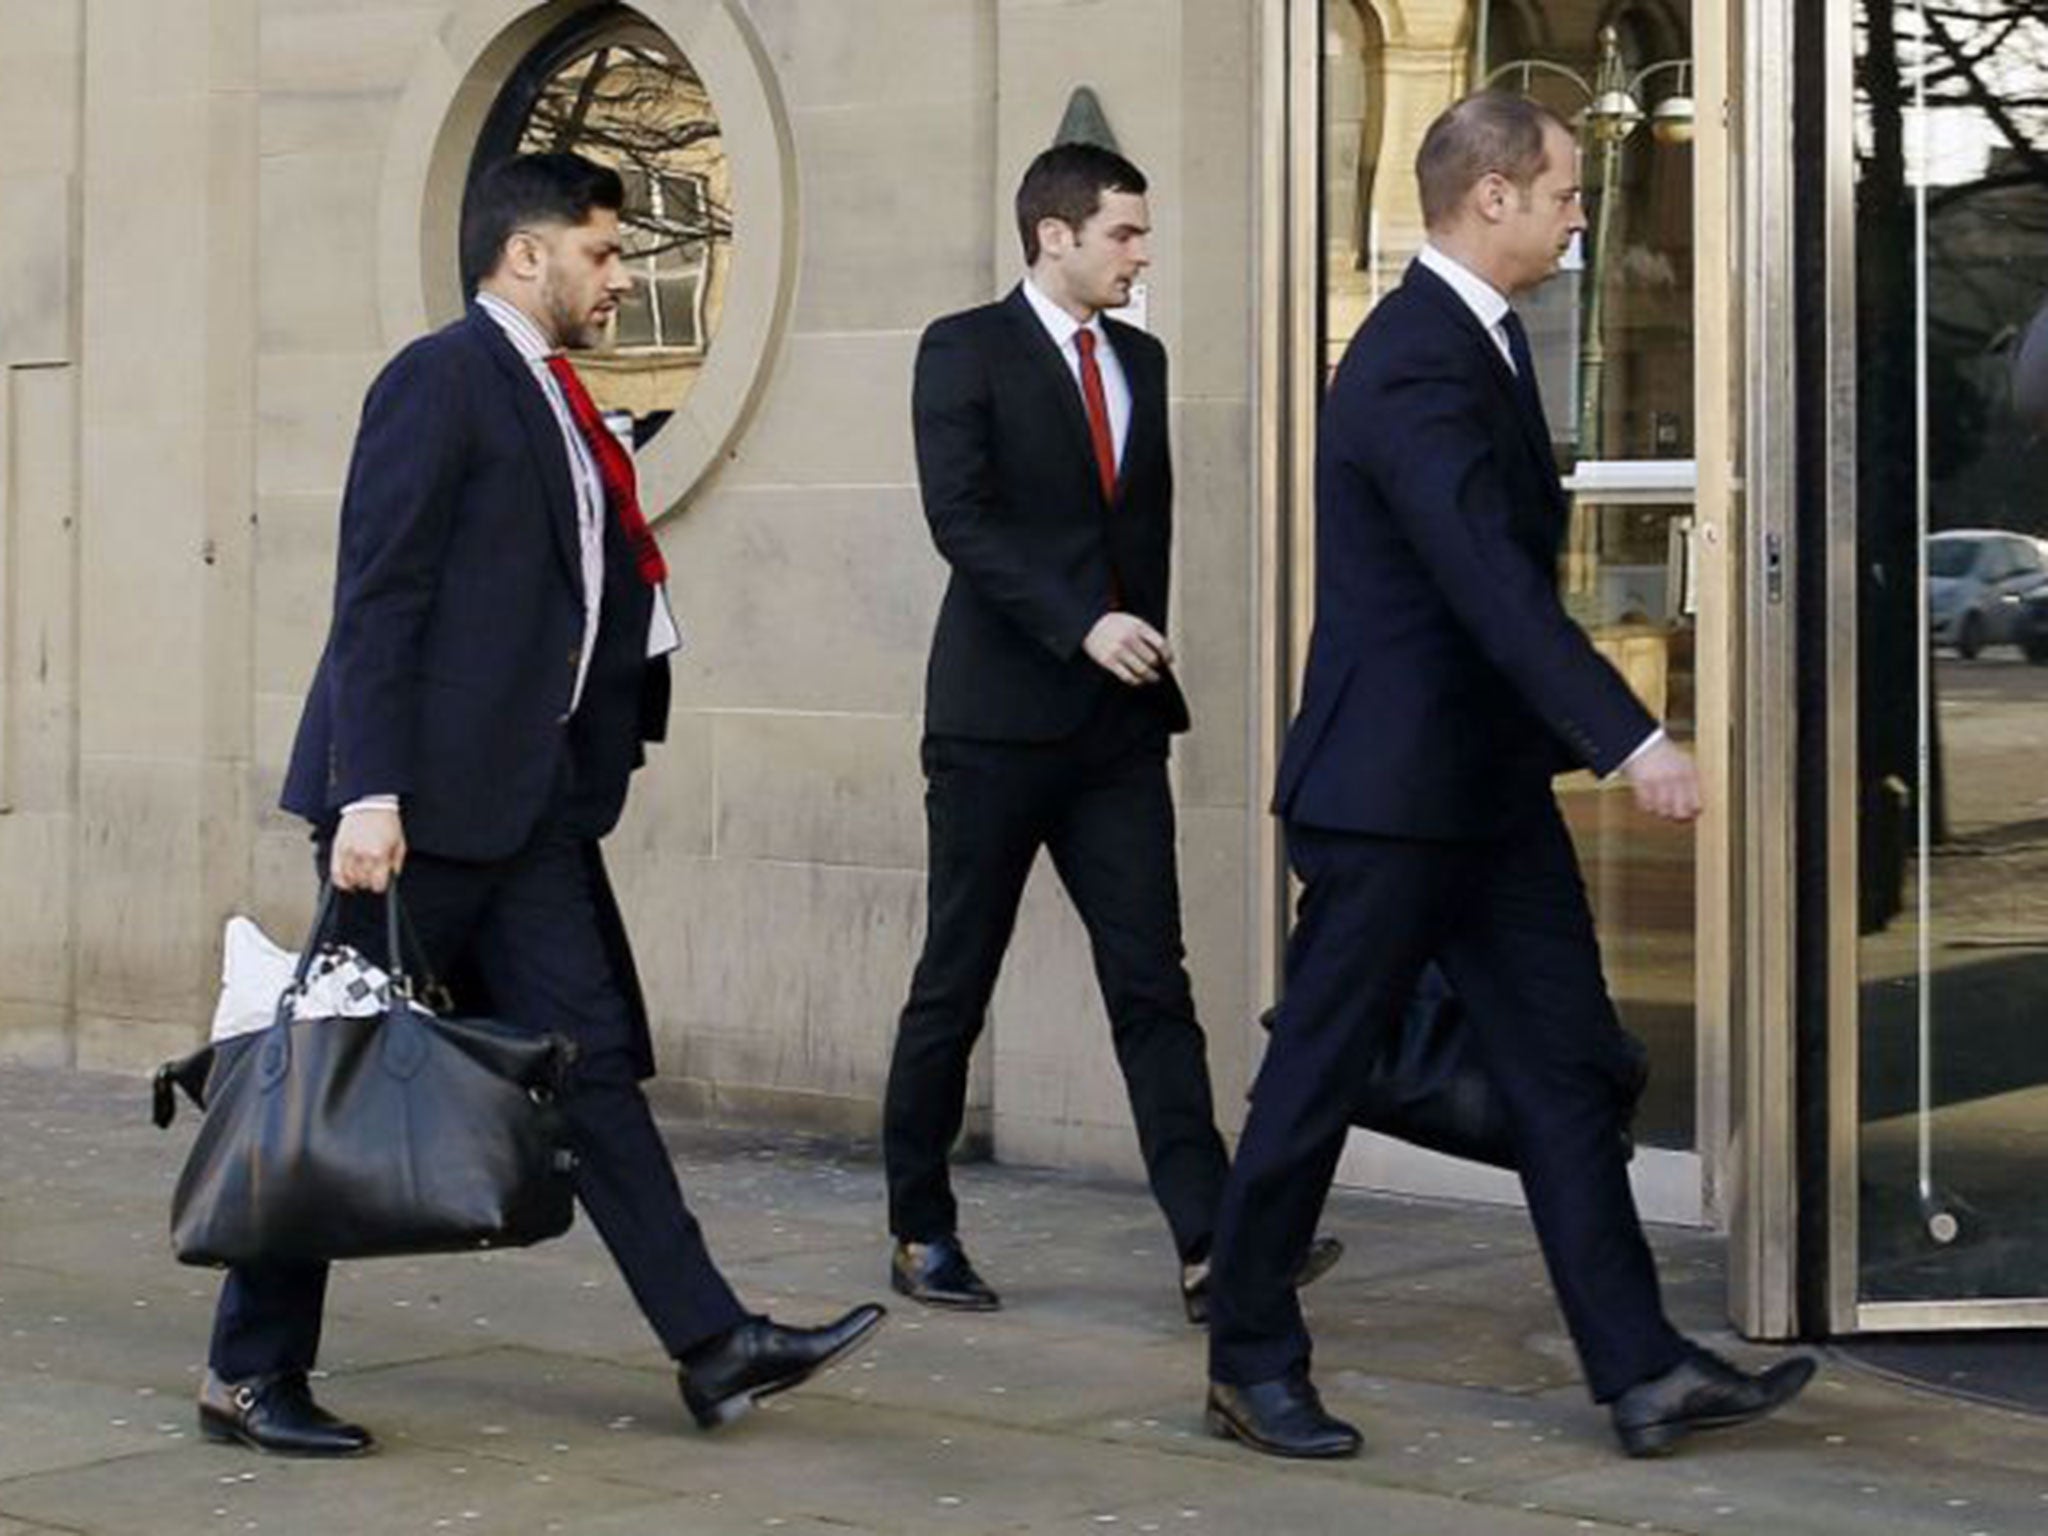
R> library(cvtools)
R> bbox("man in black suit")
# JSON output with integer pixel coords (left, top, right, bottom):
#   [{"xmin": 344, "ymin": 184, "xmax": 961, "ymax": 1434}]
[
  {"xmin": 1202, "ymin": 93, "xmax": 1814, "ymax": 1460},
  {"xmin": 884, "ymin": 145, "xmax": 1337, "ymax": 1321},
  {"xmin": 198, "ymin": 154, "xmax": 882, "ymax": 1456}
]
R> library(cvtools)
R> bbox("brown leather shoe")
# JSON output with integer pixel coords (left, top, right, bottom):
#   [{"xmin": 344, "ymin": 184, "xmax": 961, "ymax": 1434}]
[{"xmin": 197, "ymin": 1370, "xmax": 373, "ymax": 1457}]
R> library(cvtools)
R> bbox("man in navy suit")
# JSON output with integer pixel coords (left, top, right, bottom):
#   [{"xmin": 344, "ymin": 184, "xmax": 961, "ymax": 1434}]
[
  {"xmin": 198, "ymin": 154, "xmax": 881, "ymax": 1456},
  {"xmin": 883, "ymin": 144, "xmax": 1338, "ymax": 1321},
  {"xmin": 1202, "ymin": 93, "xmax": 1814, "ymax": 1460}
]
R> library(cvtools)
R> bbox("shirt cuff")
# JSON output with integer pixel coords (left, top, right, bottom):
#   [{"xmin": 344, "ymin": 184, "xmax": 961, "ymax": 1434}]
[
  {"xmin": 340, "ymin": 795, "xmax": 399, "ymax": 816},
  {"xmin": 1608, "ymin": 727, "xmax": 1667, "ymax": 780}
]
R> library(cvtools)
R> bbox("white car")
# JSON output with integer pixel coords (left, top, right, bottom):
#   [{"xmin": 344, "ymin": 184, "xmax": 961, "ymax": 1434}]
[{"xmin": 1927, "ymin": 529, "xmax": 2048, "ymax": 658}]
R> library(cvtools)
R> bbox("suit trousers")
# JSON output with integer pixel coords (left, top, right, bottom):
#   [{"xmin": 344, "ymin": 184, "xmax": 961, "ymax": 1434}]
[
  {"xmin": 1206, "ymin": 800, "xmax": 1689, "ymax": 1401},
  {"xmin": 207, "ymin": 814, "xmax": 748, "ymax": 1380},
  {"xmin": 883, "ymin": 688, "xmax": 1229, "ymax": 1261}
]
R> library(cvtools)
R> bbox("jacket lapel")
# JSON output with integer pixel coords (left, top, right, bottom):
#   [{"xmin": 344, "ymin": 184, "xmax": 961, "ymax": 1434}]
[
  {"xmin": 1402, "ymin": 264, "xmax": 1565, "ymax": 511},
  {"xmin": 1002, "ymin": 285, "xmax": 1112, "ymax": 508},
  {"xmin": 467, "ymin": 307, "xmax": 585, "ymax": 599}
]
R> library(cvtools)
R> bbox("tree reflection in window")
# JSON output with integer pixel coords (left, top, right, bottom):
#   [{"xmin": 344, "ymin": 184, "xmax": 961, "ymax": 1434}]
[{"xmin": 471, "ymin": 4, "xmax": 732, "ymax": 437}]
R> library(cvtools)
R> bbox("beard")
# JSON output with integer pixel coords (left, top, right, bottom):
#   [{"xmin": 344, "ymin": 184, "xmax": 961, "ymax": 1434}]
[{"xmin": 543, "ymin": 273, "xmax": 599, "ymax": 351}]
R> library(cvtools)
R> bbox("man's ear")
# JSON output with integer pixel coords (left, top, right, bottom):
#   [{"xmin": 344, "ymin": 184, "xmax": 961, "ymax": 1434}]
[
  {"xmin": 502, "ymin": 228, "xmax": 546, "ymax": 279},
  {"xmin": 1036, "ymin": 216, "xmax": 1073, "ymax": 258}
]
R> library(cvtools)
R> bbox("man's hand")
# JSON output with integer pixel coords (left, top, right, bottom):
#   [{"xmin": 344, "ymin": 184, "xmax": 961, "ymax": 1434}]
[
  {"xmin": 1083, "ymin": 613, "xmax": 1173, "ymax": 686},
  {"xmin": 332, "ymin": 807, "xmax": 407, "ymax": 892},
  {"xmin": 1620, "ymin": 738, "xmax": 1702, "ymax": 823}
]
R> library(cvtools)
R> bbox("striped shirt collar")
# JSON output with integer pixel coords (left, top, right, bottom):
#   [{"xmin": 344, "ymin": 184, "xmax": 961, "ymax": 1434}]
[{"xmin": 475, "ymin": 290, "xmax": 556, "ymax": 364}]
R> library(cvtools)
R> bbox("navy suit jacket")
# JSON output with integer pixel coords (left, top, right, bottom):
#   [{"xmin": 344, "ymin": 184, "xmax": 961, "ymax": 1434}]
[
  {"xmin": 281, "ymin": 306, "xmax": 667, "ymax": 864},
  {"xmin": 1274, "ymin": 261, "xmax": 1656, "ymax": 840},
  {"xmin": 912, "ymin": 284, "xmax": 1188, "ymax": 741}
]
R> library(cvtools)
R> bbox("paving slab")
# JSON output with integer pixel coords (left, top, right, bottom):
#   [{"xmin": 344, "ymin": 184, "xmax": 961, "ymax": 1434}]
[{"xmin": 6, "ymin": 1068, "xmax": 2048, "ymax": 1536}]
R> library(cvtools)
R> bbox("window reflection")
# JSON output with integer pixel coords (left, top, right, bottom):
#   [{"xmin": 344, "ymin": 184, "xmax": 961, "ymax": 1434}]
[
  {"xmin": 1316, "ymin": 0, "xmax": 1700, "ymax": 1148},
  {"xmin": 468, "ymin": 3, "xmax": 733, "ymax": 438},
  {"xmin": 1854, "ymin": 0, "xmax": 2048, "ymax": 1303}
]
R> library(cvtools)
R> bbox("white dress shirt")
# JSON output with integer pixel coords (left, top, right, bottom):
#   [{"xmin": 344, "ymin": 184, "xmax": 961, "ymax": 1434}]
[
  {"xmin": 1021, "ymin": 275, "xmax": 1131, "ymax": 469},
  {"xmin": 1412, "ymin": 244, "xmax": 1665, "ymax": 773}
]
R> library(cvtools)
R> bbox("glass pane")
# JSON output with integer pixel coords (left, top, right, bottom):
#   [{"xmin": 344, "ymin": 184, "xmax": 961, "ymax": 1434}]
[
  {"xmin": 1559, "ymin": 499, "xmax": 1700, "ymax": 1148},
  {"xmin": 484, "ymin": 10, "xmax": 733, "ymax": 433},
  {"xmin": 1318, "ymin": 2, "xmax": 1701, "ymax": 1150},
  {"xmin": 1853, "ymin": 0, "xmax": 2048, "ymax": 1302}
]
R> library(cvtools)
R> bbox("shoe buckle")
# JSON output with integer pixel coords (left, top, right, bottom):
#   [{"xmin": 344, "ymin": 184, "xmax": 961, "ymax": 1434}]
[{"xmin": 232, "ymin": 1384, "xmax": 258, "ymax": 1412}]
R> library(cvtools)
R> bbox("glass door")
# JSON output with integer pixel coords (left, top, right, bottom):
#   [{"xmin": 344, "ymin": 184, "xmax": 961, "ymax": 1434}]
[
  {"xmin": 1831, "ymin": 0, "xmax": 2048, "ymax": 1327},
  {"xmin": 1285, "ymin": 0, "xmax": 1730, "ymax": 1221}
]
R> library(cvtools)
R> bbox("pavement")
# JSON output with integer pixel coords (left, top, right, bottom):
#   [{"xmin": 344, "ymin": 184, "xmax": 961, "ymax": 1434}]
[{"xmin": 5, "ymin": 1069, "xmax": 2048, "ymax": 1536}]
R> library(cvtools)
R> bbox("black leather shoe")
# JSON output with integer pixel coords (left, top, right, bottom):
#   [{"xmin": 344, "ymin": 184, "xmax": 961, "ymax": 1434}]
[
  {"xmin": 197, "ymin": 1370, "xmax": 374, "ymax": 1457},
  {"xmin": 677, "ymin": 1304, "xmax": 886, "ymax": 1429},
  {"xmin": 1610, "ymin": 1346, "xmax": 1817, "ymax": 1457},
  {"xmin": 1205, "ymin": 1373, "xmax": 1361, "ymax": 1459},
  {"xmin": 891, "ymin": 1236, "xmax": 1001, "ymax": 1311},
  {"xmin": 1182, "ymin": 1234, "xmax": 1344, "ymax": 1325}
]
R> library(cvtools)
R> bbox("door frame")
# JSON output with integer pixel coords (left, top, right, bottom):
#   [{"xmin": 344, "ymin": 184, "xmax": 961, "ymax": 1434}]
[{"xmin": 1814, "ymin": 0, "xmax": 2048, "ymax": 1335}]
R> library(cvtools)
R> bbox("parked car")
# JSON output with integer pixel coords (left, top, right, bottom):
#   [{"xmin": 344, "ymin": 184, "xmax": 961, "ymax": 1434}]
[
  {"xmin": 2018, "ymin": 583, "xmax": 2048, "ymax": 665},
  {"xmin": 1927, "ymin": 529, "xmax": 2048, "ymax": 658}
]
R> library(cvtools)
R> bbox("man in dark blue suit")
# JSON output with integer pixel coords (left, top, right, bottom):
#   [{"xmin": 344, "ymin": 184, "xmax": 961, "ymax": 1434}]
[
  {"xmin": 197, "ymin": 154, "xmax": 881, "ymax": 1456},
  {"xmin": 1202, "ymin": 93, "xmax": 1814, "ymax": 1460}
]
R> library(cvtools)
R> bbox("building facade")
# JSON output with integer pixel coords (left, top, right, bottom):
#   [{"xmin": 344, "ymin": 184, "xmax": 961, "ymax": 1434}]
[{"xmin": 2, "ymin": 0, "xmax": 2044, "ymax": 1341}]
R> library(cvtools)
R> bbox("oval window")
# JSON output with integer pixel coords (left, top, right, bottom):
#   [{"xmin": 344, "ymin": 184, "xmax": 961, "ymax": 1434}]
[{"xmin": 466, "ymin": 3, "xmax": 731, "ymax": 443}]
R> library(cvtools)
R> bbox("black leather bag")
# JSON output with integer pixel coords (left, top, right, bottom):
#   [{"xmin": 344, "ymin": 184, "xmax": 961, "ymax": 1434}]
[
  {"xmin": 1260, "ymin": 966, "xmax": 1648, "ymax": 1170},
  {"xmin": 155, "ymin": 886, "xmax": 578, "ymax": 1267}
]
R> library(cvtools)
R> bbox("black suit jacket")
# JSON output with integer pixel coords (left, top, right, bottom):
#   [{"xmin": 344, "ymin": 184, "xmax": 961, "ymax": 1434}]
[
  {"xmin": 912, "ymin": 284, "xmax": 1188, "ymax": 741},
  {"xmin": 281, "ymin": 306, "xmax": 667, "ymax": 863},
  {"xmin": 1274, "ymin": 261, "xmax": 1656, "ymax": 840}
]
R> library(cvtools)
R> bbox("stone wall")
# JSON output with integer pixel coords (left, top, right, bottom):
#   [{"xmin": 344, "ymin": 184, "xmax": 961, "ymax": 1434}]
[{"xmin": 0, "ymin": 0, "xmax": 1269, "ymax": 1189}]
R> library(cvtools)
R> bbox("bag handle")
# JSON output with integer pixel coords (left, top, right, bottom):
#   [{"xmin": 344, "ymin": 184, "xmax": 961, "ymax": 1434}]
[{"xmin": 260, "ymin": 883, "xmax": 445, "ymax": 1087}]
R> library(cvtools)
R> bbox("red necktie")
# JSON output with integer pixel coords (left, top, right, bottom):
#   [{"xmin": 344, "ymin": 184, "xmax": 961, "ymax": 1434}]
[
  {"xmin": 543, "ymin": 355, "xmax": 669, "ymax": 586},
  {"xmin": 1074, "ymin": 328, "xmax": 1118, "ymax": 504}
]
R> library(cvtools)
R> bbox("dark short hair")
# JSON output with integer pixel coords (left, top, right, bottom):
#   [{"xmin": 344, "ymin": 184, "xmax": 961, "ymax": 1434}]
[
  {"xmin": 460, "ymin": 152, "xmax": 626, "ymax": 290},
  {"xmin": 1416, "ymin": 91, "xmax": 1573, "ymax": 229},
  {"xmin": 1014, "ymin": 142, "xmax": 1148, "ymax": 263}
]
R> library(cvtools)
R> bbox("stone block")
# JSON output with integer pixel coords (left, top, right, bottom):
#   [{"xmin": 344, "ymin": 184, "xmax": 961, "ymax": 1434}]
[
  {"xmin": 3, "ymin": 364, "xmax": 79, "ymax": 813},
  {"xmin": 0, "ymin": 175, "xmax": 74, "ymax": 366},
  {"xmin": 75, "ymin": 421, "xmax": 207, "ymax": 760},
  {"xmin": 0, "ymin": 2, "xmax": 81, "ymax": 175},
  {"xmin": 665, "ymin": 485, "xmax": 942, "ymax": 715},
  {"xmin": 791, "ymin": 98, "xmax": 994, "ymax": 332},
  {"xmin": 252, "ymin": 492, "xmax": 339, "ymax": 697},
  {"xmin": 1177, "ymin": 801, "xmax": 1253, "ymax": 1110},
  {"xmin": 0, "ymin": 811, "xmax": 74, "ymax": 1007},
  {"xmin": 255, "ymin": 350, "xmax": 384, "ymax": 496},
  {"xmin": 71, "ymin": 755, "xmax": 210, "ymax": 1028},
  {"xmin": 260, "ymin": 88, "xmax": 406, "ymax": 158},
  {"xmin": 607, "ymin": 705, "xmax": 717, "ymax": 864},
  {"xmin": 711, "ymin": 712, "xmax": 924, "ymax": 870},
  {"xmin": 717, "ymin": 332, "xmax": 921, "ymax": 489},
  {"xmin": 1168, "ymin": 399, "xmax": 1255, "ymax": 809},
  {"xmin": 749, "ymin": 0, "xmax": 993, "ymax": 112},
  {"xmin": 259, "ymin": 6, "xmax": 440, "ymax": 96},
  {"xmin": 0, "ymin": 1001, "xmax": 69, "ymax": 1068},
  {"xmin": 259, "ymin": 151, "xmax": 386, "ymax": 354},
  {"xmin": 615, "ymin": 853, "xmax": 924, "ymax": 1102}
]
